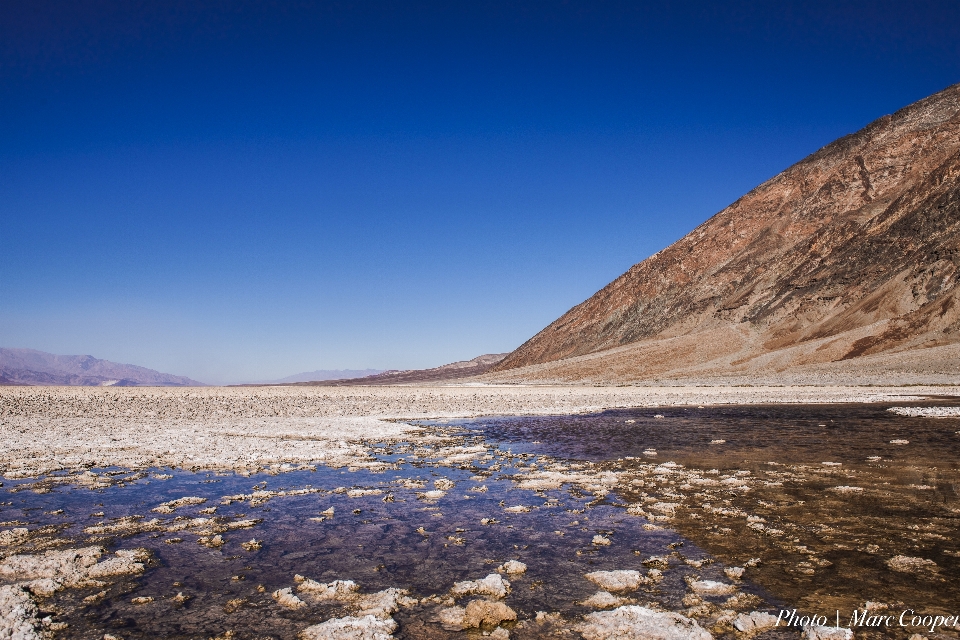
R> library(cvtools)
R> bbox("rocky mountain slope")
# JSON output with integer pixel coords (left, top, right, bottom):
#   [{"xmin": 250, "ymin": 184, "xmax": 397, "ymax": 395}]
[
  {"xmin": 0, "ymin": 348, "xmax": 203, "ymax": 386},
  {"xmin": 491, "ymin": 83, "xmax": 960, "ymax": 383}
]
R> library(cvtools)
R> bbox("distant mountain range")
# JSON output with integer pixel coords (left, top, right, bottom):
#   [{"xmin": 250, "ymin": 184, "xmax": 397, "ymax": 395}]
[
  {"xmin": 0, "ymin": 348, "xmax": 203, "ymax": 386},
  {"xmin": 266, "ymin": 369, "xmax": 386, "ymax": 384},
  {"xmin": 277, "ymin": 353, "xmax": 509, "ymax": 386},
  {"xmin": 490, "ymin": 82, "xmax": 960, "ymax": 383}
]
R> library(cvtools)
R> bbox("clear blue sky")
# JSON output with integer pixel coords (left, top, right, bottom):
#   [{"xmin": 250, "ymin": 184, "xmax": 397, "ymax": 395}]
[{"xmin": 2, "ymin": 1, "xmax": 958, "ymax": 384}]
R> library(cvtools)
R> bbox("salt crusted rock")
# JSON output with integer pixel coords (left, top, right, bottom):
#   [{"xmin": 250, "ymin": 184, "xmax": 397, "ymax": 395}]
[
  {"xmin": 273, "ymin": 587, "xmax": 307, "ymax": 609},
  {"xmin": 347, "ymin": 489, "xmax": 382, "ymax": 498},
  {"xmin": 0, "ymin": 547, "xmax": 149, "ymax": 595},
  {"xmin": 584, "ymin": 570, "xmax": 646, "ymax": 592},
  {"xmin": 438, "ymin": 600, "xmax": 517, "ymax": 630},
  {"xmin": 450, "ymin": 574, "xmax": 510, "ymax": 599},
  {"xmin": 299, "ymin": 614, "xmax": 398, "ymax": 640},
  {"xmin": 0, "ymin": 584, "xmax": 41, "ymax": 640},
  {"xmin": 723, "ymin": 567, "xmax": 744, "ymax": 580},
  {"xmin": 581, "ymin": 591, "xmax": 630, "ymax": 609},
  {"xmin": 296, "ymin": 577, "xmax": 360, "ymax": 600},
  {"xmin": 503, "ymin": 505, "xmax": 530, "ymax": 513},
  {"xmin": 733, "ymin": 611, "xmax": 779, "ymax": 633},
  {"xmin": 886, "ymin": 555, "xmax": 938, "ymax": 573},
  {"xmin": 498, "ymin": 560, "xmax": 527, "ymax": 575},
  {"xmin": 0, "ymin": 529, "xmax": 30, "ymax": 547},
  {"xmin": 354, "ymin": 588, "xmax": 409, "ymax": 619},
  {"xmin": 687, "ymin": 580, "xmax": 737, "ymax": 596},
  {"xmin": 293, "ymin": 577, "xmax": 412, "ymax": 618},
  {"xmin": 152, "ymin": 496, "xmax": 206, "ymax": 513},
  {"xmin": 802, "ymin": 624, "xmax": 853, "ymax": 640},
  {"xmin": 578, "ymin": 606, "xmax": 713, "ymax": 640},
  {"xmin": 643, "ymin": 555, "xmax": 670, "ymax": 568}
]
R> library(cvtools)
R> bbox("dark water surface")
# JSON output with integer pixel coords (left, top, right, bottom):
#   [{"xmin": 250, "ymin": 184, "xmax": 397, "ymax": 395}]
[
  {"xmin": 462, "ymin": 401, "xmax": 960, "ymax": 624},
  {"xmin": 2, "ymin": 401, "xmax": 960, "ymax": 639}
]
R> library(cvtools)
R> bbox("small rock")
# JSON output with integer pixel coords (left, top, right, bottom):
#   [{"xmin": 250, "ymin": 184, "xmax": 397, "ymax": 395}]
[
  {"xmin": 241, "ymin": 539, "xmax": 262, "ymax": 551},
  {"xmin": 592, "ymin": 535, "xmax": 611, "ymax": 546},
  {"xmin": 172, "ymin": 592, "xmax": 190, "ymax": 604},
  {"xmin": 489, "ymin": 627, "xmax": 510, "ymax": 640},
  {"xmin": 130, "ymin": 596, "xmax": 154, "ymax": 605}
]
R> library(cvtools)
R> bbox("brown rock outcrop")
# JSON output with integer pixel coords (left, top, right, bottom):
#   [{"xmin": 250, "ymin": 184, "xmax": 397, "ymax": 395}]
[{"xmin": 493, "ymin": 83, "xmax": 960, "ymax": 382}]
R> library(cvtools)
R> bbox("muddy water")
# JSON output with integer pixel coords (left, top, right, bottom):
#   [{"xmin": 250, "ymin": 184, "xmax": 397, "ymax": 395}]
[{"xmin": 1, "ymin": 402, "xmax": 959, "ymax": 639}]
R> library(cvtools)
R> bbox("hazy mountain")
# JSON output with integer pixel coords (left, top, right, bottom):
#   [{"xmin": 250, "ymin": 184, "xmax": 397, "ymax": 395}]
[
  {"xmin": 0, "ymin": 348, "xmax": 204, "ymax": 386},
  {"xmin": 492, "ymin": 83, "xmax": 960, "ymax": 383},
  {"xmin": 290, "ymin": 354, "xmax": 509, "ymax": 385},
  {"xmin": 268, "ymin": 369, "xmax": 385, "ymax": 384}
]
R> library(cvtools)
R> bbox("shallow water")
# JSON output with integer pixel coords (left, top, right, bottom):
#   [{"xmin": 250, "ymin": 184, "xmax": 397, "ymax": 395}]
[
  {"xmin": 2, "ymin": 402, "xmax": 959, "ymax": 638},
  {"xmin": 464, "ymin": 401, "xmax": 960, "ymax": 624}
]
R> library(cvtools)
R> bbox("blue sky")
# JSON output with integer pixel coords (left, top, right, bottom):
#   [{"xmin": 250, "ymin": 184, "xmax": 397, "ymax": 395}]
[{"xmin": 2, "ymin": 1, "xmax": 959, "ymax": 384}]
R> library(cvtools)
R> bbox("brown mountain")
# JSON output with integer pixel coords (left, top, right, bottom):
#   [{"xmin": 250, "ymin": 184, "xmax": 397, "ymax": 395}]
[{"xmin": 491, "ymin": 83, "xmax": 960, "ymax": 383}]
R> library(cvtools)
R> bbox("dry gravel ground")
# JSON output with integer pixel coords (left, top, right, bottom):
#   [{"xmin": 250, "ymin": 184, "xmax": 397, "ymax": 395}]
[{"xmin": 0, "ymin": 384, "xmax": 950, "ymax": 477}]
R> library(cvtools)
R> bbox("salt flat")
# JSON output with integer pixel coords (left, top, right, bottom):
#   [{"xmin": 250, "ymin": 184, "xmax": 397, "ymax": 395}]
[{"xmin": 0, "ymin": 384, "xmax": 951, "ymax": 477}]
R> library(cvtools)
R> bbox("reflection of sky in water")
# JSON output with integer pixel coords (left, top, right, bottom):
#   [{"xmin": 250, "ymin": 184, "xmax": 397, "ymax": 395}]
[
  {"xmin": 1, "ymin": 448, "xmax": 763, "ymax": 638},
  {"xmin": 3, "ymin": 400, "xmax": 959, "ymax": 637}
]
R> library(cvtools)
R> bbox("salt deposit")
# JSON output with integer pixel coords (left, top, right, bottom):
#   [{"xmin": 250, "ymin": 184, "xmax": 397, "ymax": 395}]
[
  {"xmin": 450, "ymin": 574, "xmax": 511, "ymax": 598},
  {"xmin": 0, "ymin": 385, "xmax": 937, "ymax": 477},
  {"xmin": 0, "ymin": 585, "xmax": 40, "ymax": 640},
  {"xmin": 439, "ymin": 599, "xmax": 517, "ymax": 630},
  {"xmin": 886, "ymin": 555, "xmax": 938, "ymax": 573},
  {"xmin": 732, "ymin": 611, "xmax": 779, "ymax": 633},
  {"xmin": 584, "ymin": 570, "xmax": 647, "ymax": 592},
  {"xmin": 299, "ymin": 614, "xmax": 398, "ymax": 640},
  {"xmin": 578, "ymin": 606, "xmax": 713, "ymax": 640}
]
